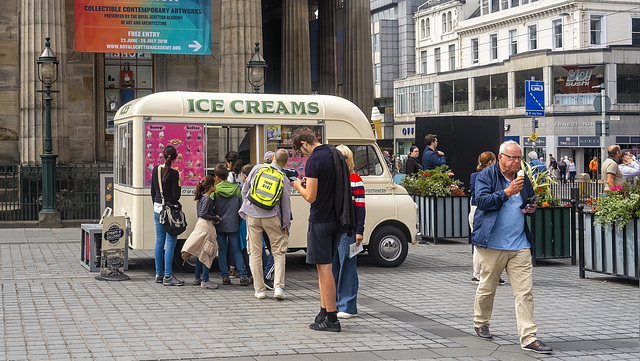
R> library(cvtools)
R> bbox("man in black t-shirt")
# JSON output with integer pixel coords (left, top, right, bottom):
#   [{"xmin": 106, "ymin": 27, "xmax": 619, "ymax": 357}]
[{"xmin": 292, "ymin": 127, "xmax": 344, "ymax": 332}]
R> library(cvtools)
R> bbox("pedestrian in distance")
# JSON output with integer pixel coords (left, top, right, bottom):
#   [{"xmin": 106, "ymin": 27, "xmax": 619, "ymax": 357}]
[
  {"xmin": 181, "ymin": 175, "xmax": 221, "ymax": 289},
  {"xmin": 527, "ymin": 151, "xmax": 547, "ymax": 177},
  {"xmin": 548, "ymin": 155, "xmax": 558, "ymax": 180},
  {"xmin": 619, "ymin": 150, "xmax": 640, "ymax": 180},
  {"xmin": 589, "ymin": 156, "xmax": 599, "ymax": 182},
  {"xmin": 471, "ymin": 140, "xmax": 552, "ymax": 354},
  {"xmin": 239, "ymin": 149, "xmax": 292, "ymax": 300},
  {"xmin": 557, "ymin": 156, "xmax": 567, "ymax": 183},
  {"xmin": 567, "ymin": 158, "xmax": 576, "ymax": 184},
  {"xmin": 332, "ymin": 145, "xmax": 365, "ymax": 319},
  {"xmin": 422, "ymin": 134, "xmax": 446, "ymax": 170},
  {"xmin": 292, "ymin": 127, "xmax": 354, "ymax": 332},
  {"xmin": 404, "ymin": 145, "xmax": 423, "ymax": 175},
  {"xmin": 150, "ymin": 145, "xmax": 185, "ymax": 286},
  {"xmin": 468, "ymin": 151, "xmax": 504, "ymax": 286},
  {"xmin": 602, "ymin": 145, "xmax": 625, "ymax": 192},
  {"xmin": 211, "ymin": 164, "xmax": 252, "ymax": 286}
]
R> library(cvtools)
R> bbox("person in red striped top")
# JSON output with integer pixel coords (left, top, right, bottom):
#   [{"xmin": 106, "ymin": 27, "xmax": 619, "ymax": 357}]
[{"xmin": 332, "ymin": 145, "xmax": 366, "ymax": 319}]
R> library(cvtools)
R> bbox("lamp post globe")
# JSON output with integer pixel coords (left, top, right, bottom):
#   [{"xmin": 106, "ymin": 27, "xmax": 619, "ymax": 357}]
[
  {"xmin": 37, "ymin": 37, "xmax": 61, "ymax": 227},
  {"xmin": 246, "ymin": 42, "xmax": 267, "ymax": 93}
]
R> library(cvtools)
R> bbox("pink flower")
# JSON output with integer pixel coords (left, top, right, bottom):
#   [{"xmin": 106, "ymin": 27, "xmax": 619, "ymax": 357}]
[{"xmin": 448, "ymin": 172, "xmax": 454, "ymax": 176}]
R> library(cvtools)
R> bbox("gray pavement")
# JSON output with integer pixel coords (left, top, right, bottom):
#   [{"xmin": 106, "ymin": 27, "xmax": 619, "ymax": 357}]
[{"xmin": 0, "ymin": 228, "xmax": 638, "ymax": 361}]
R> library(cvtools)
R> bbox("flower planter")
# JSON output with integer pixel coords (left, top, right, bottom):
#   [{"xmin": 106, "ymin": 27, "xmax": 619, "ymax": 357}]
[
  {"xmin": 413, "ymin": 195, "xmax": 470, "ymax": 244},
  {"xmin": 527, "ymin": 206, "xmax": 575, "ymax": 264},
  {"xmin": 580, "ymin": 212, "xmax": 640, "ymax": 280}
]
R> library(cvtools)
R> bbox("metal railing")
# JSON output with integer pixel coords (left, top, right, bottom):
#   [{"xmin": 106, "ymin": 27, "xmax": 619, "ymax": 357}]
[
  {"xmin": 550, "ymin": 180, "xmax": 604, "ymax": 205},
  {"xmin": 0, "ymin": 163, "xmax": 112, "ymax": 221}
]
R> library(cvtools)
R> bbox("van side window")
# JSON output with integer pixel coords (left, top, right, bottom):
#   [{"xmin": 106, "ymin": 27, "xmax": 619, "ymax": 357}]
[{"xmin": 347, "ymin": 145, "xmax": 384, "ymax": 176}]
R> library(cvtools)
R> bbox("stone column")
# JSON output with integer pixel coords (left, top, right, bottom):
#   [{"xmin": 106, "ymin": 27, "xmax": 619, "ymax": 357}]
[
  {"xmin": 318, "ymin": 0, "xmax": 336, "ymax": 95},
  {"xmin": 20, "ymin": 0, "xmax": 68, "ymax": 164},
  {"xmin": 344, "ymin": 0, "xmax": 374, "ymax": 115},
  {"xmin": 281, "ymin": 0, "xmax": 311, "ymax": 94},
  {"xmin": 219, "ymin": 0, "xmax": 262, "ymax": 93}
]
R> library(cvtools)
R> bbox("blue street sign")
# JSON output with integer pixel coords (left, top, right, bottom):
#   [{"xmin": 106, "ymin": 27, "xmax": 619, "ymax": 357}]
[{"xmin": 525, "ymin": 80, "xmax": 545, "ymax": 117}]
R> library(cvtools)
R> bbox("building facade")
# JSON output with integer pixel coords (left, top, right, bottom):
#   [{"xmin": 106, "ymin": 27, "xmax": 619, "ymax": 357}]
[
  {"xmin": 0, "ymin": 0, "xmax": 374, "ymax": 165},
  {"xmin": 394, "ymin": 0, "xmax": 640, "ymax": 173}
]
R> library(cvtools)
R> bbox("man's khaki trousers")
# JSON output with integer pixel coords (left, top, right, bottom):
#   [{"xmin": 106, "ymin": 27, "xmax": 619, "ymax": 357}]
[
  {"xmin": 246, "ymin": 215, "xmax": 288, "ymax": 292},
  {"xmin": 473, "ymin": 247, "xmax": 538, "ymax": 347}
]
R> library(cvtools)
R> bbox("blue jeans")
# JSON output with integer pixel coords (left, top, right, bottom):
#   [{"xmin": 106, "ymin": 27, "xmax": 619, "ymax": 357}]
[
  {"xmin": 195, "ymin": 260, "xmax": 210, "ymax": 282},
  {"xmin": 217, "ymin": 231, "xmax": 247, "ymax": 278},
  {"xmin": 332, "ymin": 233, "xmax": 359, "ymax": 315},
  {"xmin": 154, "ymin": 212, "xmax": 177, "ymax": 277}
]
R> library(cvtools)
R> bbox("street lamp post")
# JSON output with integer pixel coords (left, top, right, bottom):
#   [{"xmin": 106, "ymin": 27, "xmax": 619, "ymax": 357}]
[
  {"xmin": 37, "ymin": 37, "xmax": 61, "ymax": 227},
  {"xmin": 246, "ymin": 42, "xmax": 267, "ymax": 93}
]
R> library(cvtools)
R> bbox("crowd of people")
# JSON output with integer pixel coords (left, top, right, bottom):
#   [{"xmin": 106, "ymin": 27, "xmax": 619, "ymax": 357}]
[{"xmin": 151, "ymin": 127, "xmax": 363, "ymax": 333}]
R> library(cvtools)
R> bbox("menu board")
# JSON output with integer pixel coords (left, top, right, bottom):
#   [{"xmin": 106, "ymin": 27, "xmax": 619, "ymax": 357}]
[
  {"xmin": 144, "ymin": 123, "xmax": 205, "ymax": 187},
  {"xmin": 286, "ymin": 149, "xmax": 308, "ymax": 179}
]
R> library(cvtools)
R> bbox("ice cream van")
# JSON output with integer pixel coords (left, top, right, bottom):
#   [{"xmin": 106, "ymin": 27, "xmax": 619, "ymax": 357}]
[{"xmin": 112, "ymin": 91, "xmax": 418, "ymax": 267}]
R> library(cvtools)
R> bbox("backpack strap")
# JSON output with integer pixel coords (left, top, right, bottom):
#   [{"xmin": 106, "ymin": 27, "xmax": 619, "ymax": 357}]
[{"xmin": 157, "ymin": 165, "xmax": 166, "ymax": 206}]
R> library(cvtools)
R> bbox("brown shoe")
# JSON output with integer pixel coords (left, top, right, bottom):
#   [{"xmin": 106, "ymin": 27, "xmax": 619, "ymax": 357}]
[
  {"xmin": 522, "ymin": 340, "xmax": 552, "ymax": 354},
  {"xmin": 474, "ymin": 325, "xmax": 492, "ymax": 339}
]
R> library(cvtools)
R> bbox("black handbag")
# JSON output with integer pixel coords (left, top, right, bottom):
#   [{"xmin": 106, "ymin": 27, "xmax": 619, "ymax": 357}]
[{"xmin": 157, "ymin": 166, "xmax": 187, "ymax": 237}]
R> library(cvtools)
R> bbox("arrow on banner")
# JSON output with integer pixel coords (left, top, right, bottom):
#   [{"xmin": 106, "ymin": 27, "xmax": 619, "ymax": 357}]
[{"xmin": 188, "ymin": 41, "xmax": 202, "ymax": 52}]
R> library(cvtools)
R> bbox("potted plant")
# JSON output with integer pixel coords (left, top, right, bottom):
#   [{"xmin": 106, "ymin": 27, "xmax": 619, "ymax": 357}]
[
  {"xmin": 400, "ymin": 165, "xmax": 469, "ymax": 244},
  {"xmin": 520, "ymin": 161, "xmax": 574, "ymax": 262},
  {"xmin": 581, "ymin": 180, "xmax": 640, "ymax": 280}
]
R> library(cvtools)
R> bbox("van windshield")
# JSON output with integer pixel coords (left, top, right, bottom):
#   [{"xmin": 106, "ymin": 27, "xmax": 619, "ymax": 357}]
[{"xmin": 348, "ymin": 145, "xmax": 384, "ymax": 176}]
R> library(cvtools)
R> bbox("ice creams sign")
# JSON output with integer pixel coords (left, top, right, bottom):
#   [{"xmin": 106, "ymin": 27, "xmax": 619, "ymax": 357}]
[{"xmin": 186, "ymin": 98, "xmax": 320, "ymax": 116}]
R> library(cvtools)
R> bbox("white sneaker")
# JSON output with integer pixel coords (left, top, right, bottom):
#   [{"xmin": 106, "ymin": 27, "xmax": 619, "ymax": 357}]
[
  {"xmin": 254, "ymin": 291, "xmax": 266, "ymax": 299},
  {"xmin": 337, "ymin": 311, "xmax": 357, "ymax": 319},
  {"xmin": 274, "ymin": 288, "xmax": 286, "ymax": 300}
]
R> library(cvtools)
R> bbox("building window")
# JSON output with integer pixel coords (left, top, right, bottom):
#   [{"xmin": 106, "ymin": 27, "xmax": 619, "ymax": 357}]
[
  {"xmin": 491, "ymin": 0, "xmax": 499, "ymax": 13},
  {"xmin": 474, "ymin": 73, "xmax": 508, "ymax": 110},
  {"xmin": 509, "ymin": 29, "xmax": 518, "ymax": 55},
  {"xmin": 515, "ymin": 68, "xmax": 543, "ymax": 107},
  {"xmin": 449, "ymin": 44, "xmax": 455, "ymax": 71},
  {"xmin": 426, "ymin": 18, "xmax": 431, "ymax": 38},
  {"xmin": 440, "ymin": 81, "xmax": 453, "ymax": 113},
  {"xmin": 617, "ymin": 64, "xmax": 640, "ymax": 104},
  {"xmin": 552, "ymin": 19, "xmax": 563, "ymax": 48},
  {"xmin": 105, "ymin": 53, "xmax": 153, "ymax": 135},
  {"xmin": 420, "ymin": 19, "xmax": 426, "ymax": 39},
  {"xmin": 409, "ymin": 85, "xmax": 421, "ymax": 113},
  {"xmin": 511, "ymin": 0, "xmax": 519, "ymax": 7},
  {"xmin": 590, "ymin": 14, "xmax": 603, "ymax": 45},
  {"xmin": 447, "ymin": 11, "xmax": 452, "ymax": 32},
  {"xmin": 471, "ymin": 38, "xmax": 479, "ymax": 64},
  {"xmin": 528, "ymin": 24, "xmax": 537, "ymax": 50},
  {"xmin": 435, "ymin": 48, "xmax": 441, "ymax": 72},
  {"xmin": 632, "ymin": 18, "xmax": 640, "ymax": 45},
  {"xmin": 481, "ymin": 0, "xmax": 489, "ymax": 15},
  {"xmin": 374, "ymin": 64, "xmax": 381, "ymax": 84},
  {"xmin": 422, "ymin": 84, "xmax": 434, "ymax": 111},
  {"xmin": 372, "ymin": 33, "xmax": 380, "ymax": 52},
  {"xmin": 421, "ymin": 50, "xmax": 428, "ymax": 74},
  {"xmin": 553, "ymin": 65, "xmax": 604, "ymax": 106},
  {"xmin": 454, "ymin": 79, "xmax": 468, "ymax": 112},
  {"xmin": 501, "ymin": 0, "xmax": 509, "ymax": 10},
  {"xmin": 395, "ymin": 87, "xmax": 407, "ymax": 114},
  {"xmin": 490, "ymin": 34, "xmax": 498, "ymax": 60}
]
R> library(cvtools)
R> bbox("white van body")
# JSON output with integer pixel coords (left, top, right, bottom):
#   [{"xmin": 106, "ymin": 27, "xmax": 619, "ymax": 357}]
[{"xmin": 113, "ymin": 91, "xmax": 418, "ymax": 267}]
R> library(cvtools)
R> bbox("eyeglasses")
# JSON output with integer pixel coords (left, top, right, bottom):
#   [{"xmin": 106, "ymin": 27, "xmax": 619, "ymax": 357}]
[{"xmin": 501, "ymin": 153, "xmax": 523, "ymax": 161}]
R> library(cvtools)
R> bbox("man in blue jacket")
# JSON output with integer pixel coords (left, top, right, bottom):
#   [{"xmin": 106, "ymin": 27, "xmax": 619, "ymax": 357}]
[
  {"xmin": 471, "ymin": 140, "xmax": 552, "ymax": 354},
  {"xmin": 422, "ymin": 134, "xmax": 446, "ymax": 170}
]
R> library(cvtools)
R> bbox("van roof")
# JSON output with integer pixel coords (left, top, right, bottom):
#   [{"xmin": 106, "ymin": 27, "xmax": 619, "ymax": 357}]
[{"xmin": 114, "ymin": 91, "xmax": 375, "ymax": 141}]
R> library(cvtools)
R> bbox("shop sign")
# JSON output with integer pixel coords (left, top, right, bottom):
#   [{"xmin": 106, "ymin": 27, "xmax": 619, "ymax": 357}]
[
  {"xmin": 524, "ymin": 136, "xmax": 545, "ymax": 146},
  {"xmin": 401, "ymin": 127, "xmax": 415, "ymax": 136},
  {"xmin": 558, "ymin": 136, "xmax": 578, "ymax": 147},
  {"xmin": 579, "ymin": 136, "xmax": 600, "ymax": 147}
]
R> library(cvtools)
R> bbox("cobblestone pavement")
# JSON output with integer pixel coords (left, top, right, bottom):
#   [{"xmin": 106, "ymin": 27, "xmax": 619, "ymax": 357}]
[{"xmin": 0, "ymin": 228, "xmax": 638, "ymax": 361}]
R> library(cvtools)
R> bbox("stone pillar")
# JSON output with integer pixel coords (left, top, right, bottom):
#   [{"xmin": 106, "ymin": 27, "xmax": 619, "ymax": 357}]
[
  {"xmin": 344, "ymin": 0, "xmax": 374, "ymax": 115},
  {"xmin": 219, "ymin": 0, "xmax": 262, "ymax": 93},
  {"xmin": 281, "ymin": 0, "xmax": 311, "ymax": 94},
  {"xmin": 20, "ymin": 0, "xmax": 68, "ymax": 164},
  {"xmin": 318, "ymin": 0, "xmax": 336, "ymax": 95}
]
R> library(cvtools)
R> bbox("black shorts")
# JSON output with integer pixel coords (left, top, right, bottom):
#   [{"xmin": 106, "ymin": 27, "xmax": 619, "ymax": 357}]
[{"xmin": 306, "ymin": 220, "xmax": 341, "ymax": 265}]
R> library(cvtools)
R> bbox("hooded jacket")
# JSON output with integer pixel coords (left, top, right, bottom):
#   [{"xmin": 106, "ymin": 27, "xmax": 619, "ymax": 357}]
[
  {"xmin": 471, "ymin": 162, "xmax": 535, "ymax": 249},
  {"xmin": 211, "ymin": 181, "xmax": 242, "ymax": 233}
]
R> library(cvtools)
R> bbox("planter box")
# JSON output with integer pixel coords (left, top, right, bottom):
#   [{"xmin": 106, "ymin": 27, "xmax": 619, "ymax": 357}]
[
  {"xmin": 580, "ymin": 213, "xmax": 640, "ymax": 280},
  {"xmin": 527, "ymin": 206, "xmax": 575, "ymax": 263},
  {"xmin": 413, "ymin": 195, "xmax": 470, "ymax": 244}
]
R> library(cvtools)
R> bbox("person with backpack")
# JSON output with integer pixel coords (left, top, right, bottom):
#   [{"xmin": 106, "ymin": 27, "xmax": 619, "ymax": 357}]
[
  {"xmin": 239, "ymin": 149, "xmax": 292, "ymax": 300},
  {"xmin": 211, "ymin": 164, "xmax": 251, "ymax": 286}
]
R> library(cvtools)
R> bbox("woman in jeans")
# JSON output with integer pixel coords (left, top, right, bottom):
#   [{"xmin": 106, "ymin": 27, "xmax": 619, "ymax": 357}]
[
  {"xmin": 150, "ymin": 145, "xmax": 184, "ymax": 286},
  {"xmin": 332, "ymin": 145, "xmax": 366, "ymax": 319},
  {"xmin": 567, "ymin": 158, "xmax": 577, "ymax": 184}
]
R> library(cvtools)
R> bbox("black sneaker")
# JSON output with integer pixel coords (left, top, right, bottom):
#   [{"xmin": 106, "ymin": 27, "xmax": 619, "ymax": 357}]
[
  {"xmin": 163, "ymin": 275, "xmax": 184, "ymax": 286},
  {"xmin": 309, "ymin": 319, "xmax": 341, "ymax": 332},
  {"xmin": 471, "ymin": 277, "xmax": 479, "ymax": 284},
  {"xmin": 155, "ymin": 274, "xmax": 164, "ymax": 283},
  {"xmin": 499, "ymin": 278, "xmax": 506, "ymax": 285},
  {"xmin": 474, "ymin": 325, "xmax": 492, "ymax": 339},
  {"xmin": 222, "ymin": 277, "xmax": 231, "ymax": 285},
  {"xmin": 264, "ymin": 278, "xmax": 274, "ymax": 291},
  {"xmin": 314, "ymin": 310, "xmax": 327, "ymax": 324},
  {"xmin": 522, "ymin": 340, "xmax": 552, "ymax": 354}
]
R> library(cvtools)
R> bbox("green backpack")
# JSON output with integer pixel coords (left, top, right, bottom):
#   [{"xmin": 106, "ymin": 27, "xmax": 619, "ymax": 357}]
[{"xmin": 248, "ymin": 165, "xmax": 285, "ymax": 210}]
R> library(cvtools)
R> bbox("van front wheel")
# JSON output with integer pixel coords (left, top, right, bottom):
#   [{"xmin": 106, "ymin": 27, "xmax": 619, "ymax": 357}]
[{"xmin": 369, "ymin": 226, "xmax": 408, "ymax": 267}]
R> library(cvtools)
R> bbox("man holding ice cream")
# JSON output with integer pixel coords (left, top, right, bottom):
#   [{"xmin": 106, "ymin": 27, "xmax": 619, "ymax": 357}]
[{"xmin": 470, "ymin": 140, "xmax": 552, "ymax": 354}]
